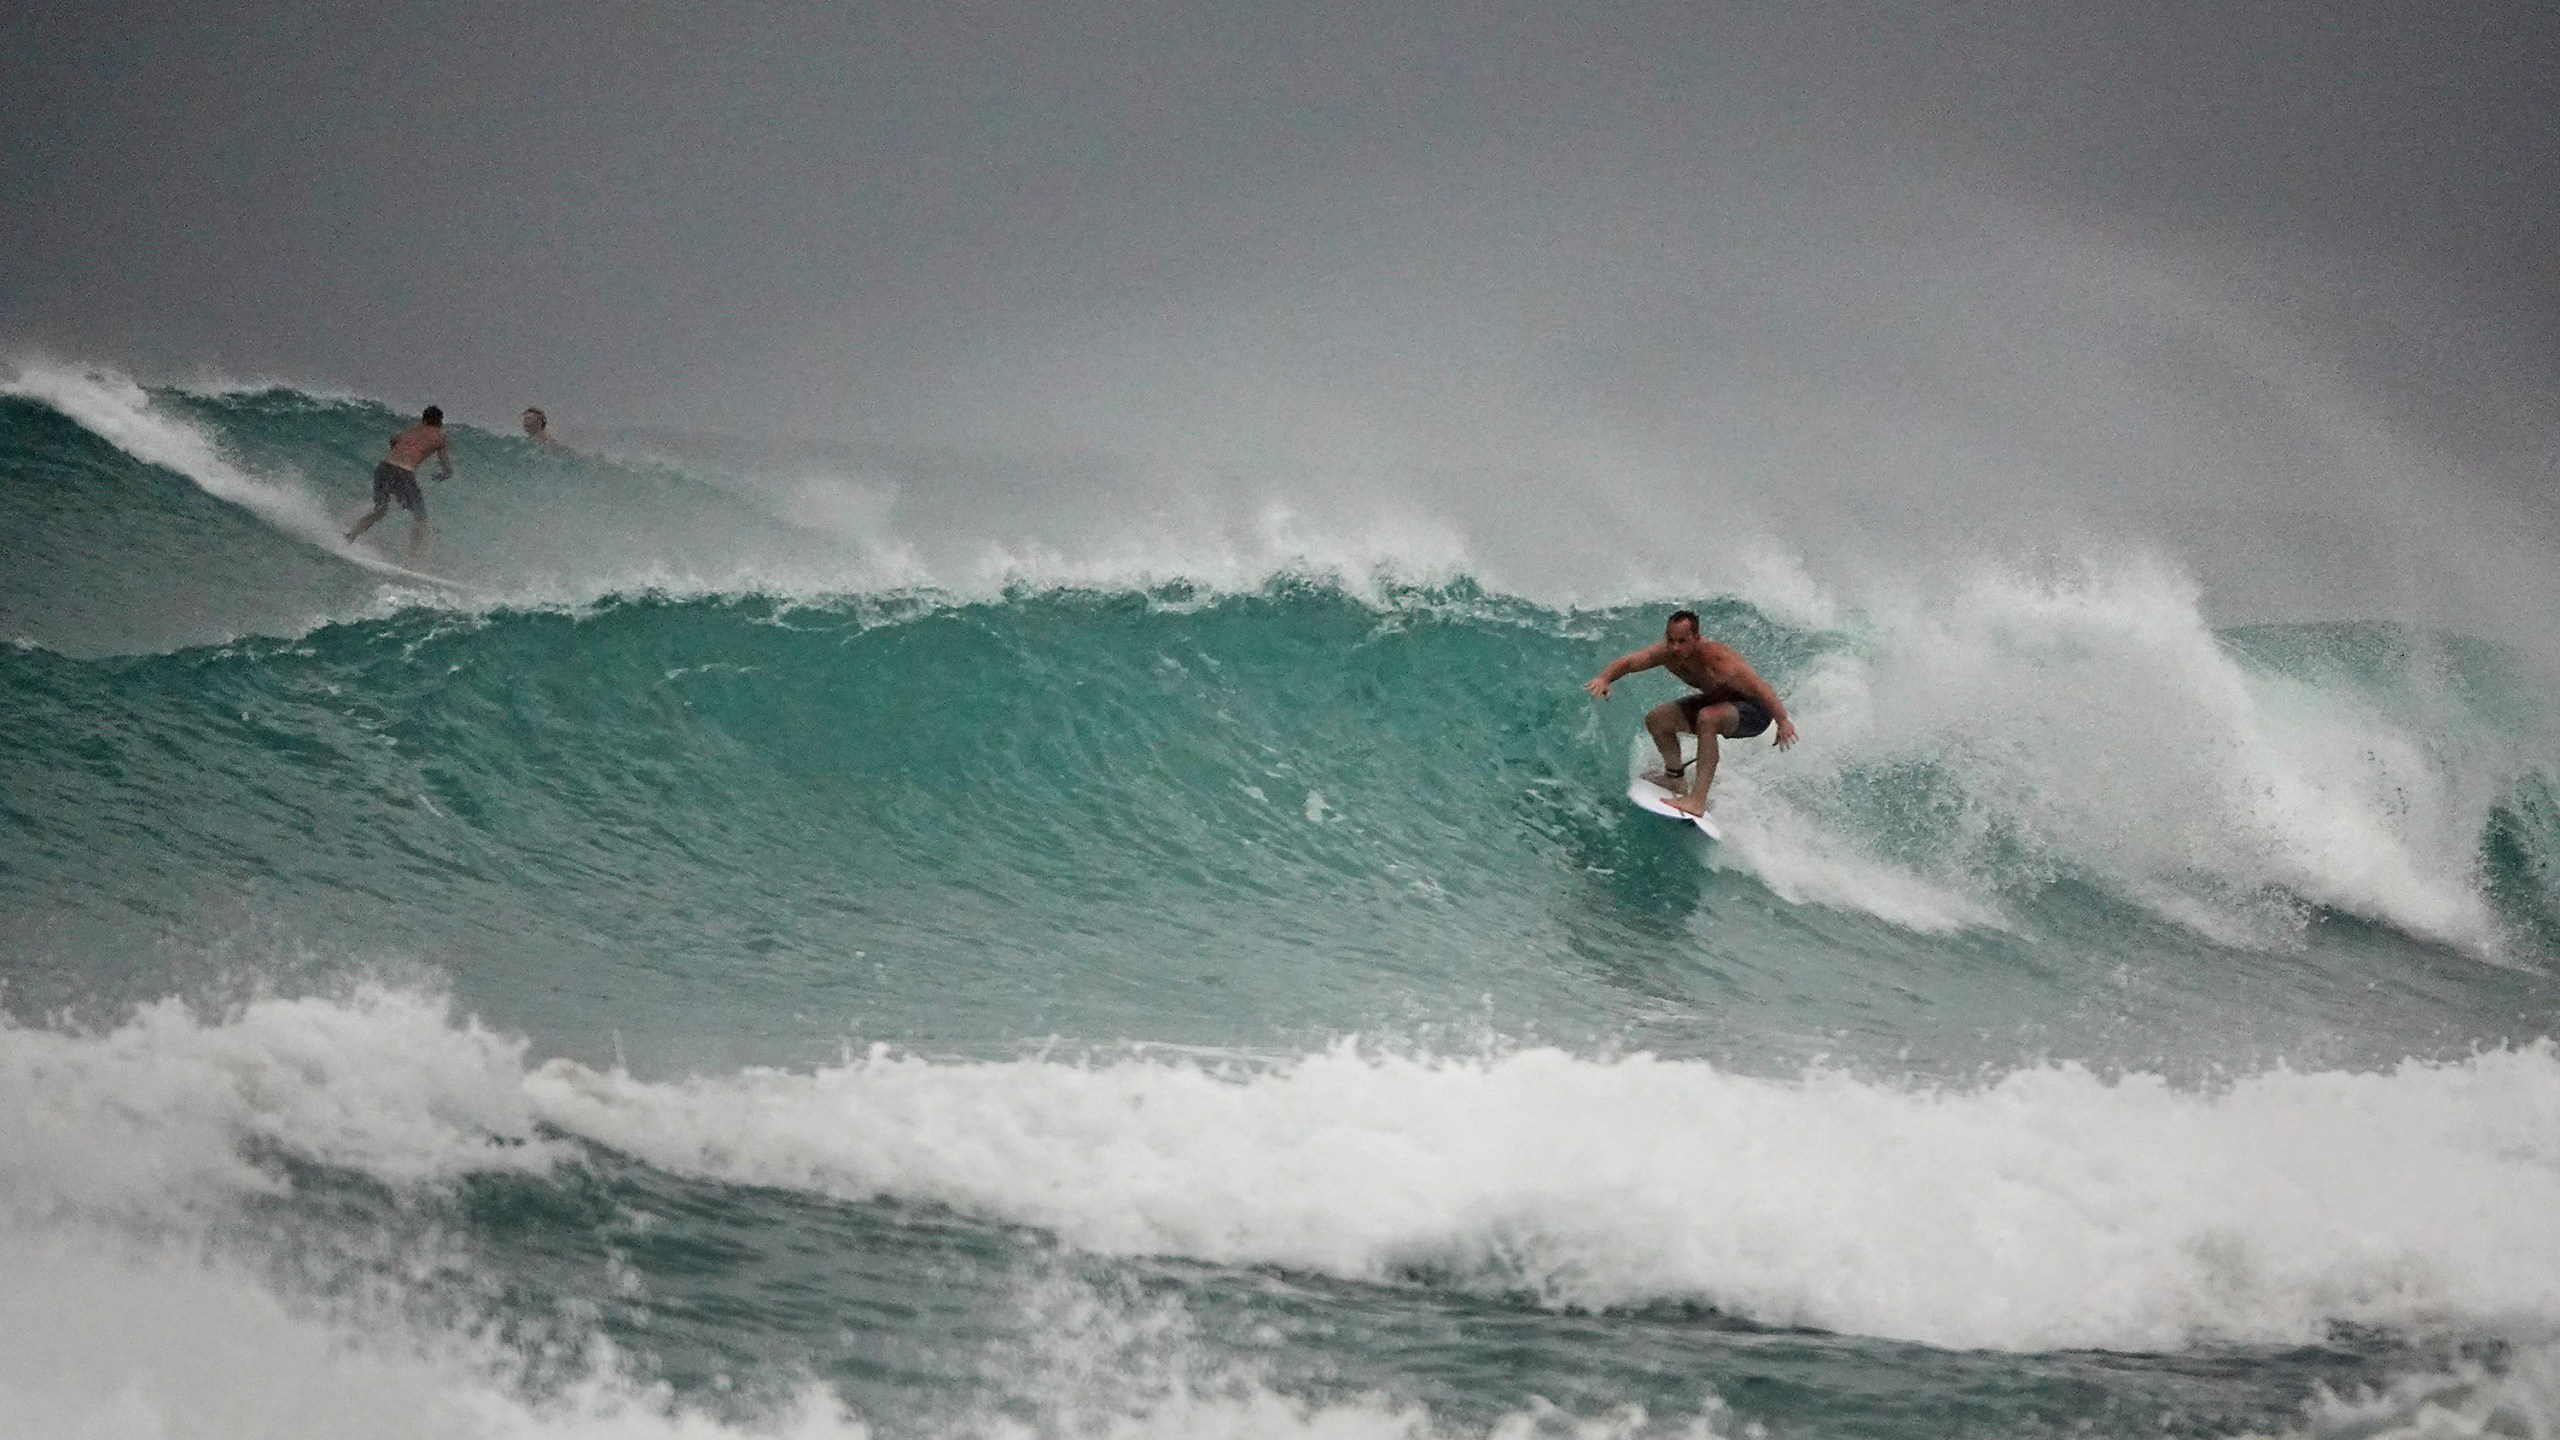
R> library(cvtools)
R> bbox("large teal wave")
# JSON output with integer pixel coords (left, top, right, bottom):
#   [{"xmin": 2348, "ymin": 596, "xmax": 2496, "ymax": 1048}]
[
  {"xmin": 12, "ymin": 367, "xmax": 2560, "ymax": 1440},
  {"xmin": 5, "ymin": 584, "xmax": 2554, "ymax": 1081}
]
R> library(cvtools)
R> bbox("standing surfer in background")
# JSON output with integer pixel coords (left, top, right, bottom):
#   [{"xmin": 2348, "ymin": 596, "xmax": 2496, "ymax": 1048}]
[
  {"xmin": 344, "ymin": 405, "xmax": 454, "ymax": 562},
  {"xmin": 1585, "ymin": 609, "xmax": 1798, "ymax": 817}
]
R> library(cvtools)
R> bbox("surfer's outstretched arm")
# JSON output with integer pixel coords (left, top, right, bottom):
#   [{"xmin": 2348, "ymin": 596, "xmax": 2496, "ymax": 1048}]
[{"xmin": 1583, "ymin": 642, "xmax": 1668, "ymax": 700}]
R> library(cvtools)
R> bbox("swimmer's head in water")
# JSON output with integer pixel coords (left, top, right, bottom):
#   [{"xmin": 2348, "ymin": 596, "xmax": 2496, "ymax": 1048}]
[
  {"xmin": 521, "ymin": 408, "xmax": 547, "ymax": 435},
  {"xmin": 422, "ymin": 406, "xmax": 443, "ymax": 425}
]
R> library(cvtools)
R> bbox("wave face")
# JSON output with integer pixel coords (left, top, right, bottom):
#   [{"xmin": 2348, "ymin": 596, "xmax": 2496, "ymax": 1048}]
[{"xmin": 6, "ymin": 367, "xmax": 2560, "ymax": 1440}]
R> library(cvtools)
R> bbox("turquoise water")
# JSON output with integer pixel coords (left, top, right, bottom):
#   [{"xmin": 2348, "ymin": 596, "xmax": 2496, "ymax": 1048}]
[{"xmin": 6, "ymin": 365, "xmax": 2560, "ymax": 1439}]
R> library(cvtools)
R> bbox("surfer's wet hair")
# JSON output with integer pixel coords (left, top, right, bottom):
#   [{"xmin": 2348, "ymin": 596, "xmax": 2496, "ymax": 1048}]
[
  {"xmin": 422, "ymin": 406, "xmax": 443, "ymax": 424},
  {"xmin": 1667, "ymin": 609, "xmax": 1700, "ymax": 632}
]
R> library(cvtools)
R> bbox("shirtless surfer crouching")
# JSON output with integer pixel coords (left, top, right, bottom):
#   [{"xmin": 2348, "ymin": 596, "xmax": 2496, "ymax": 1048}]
[
  {"xmin": 344, "ymin": 405, "xmax": 454, "ymax": 562},
  {"xmin": 1584, "ymin": 608, "xmax": 1798, "ymax": 816}
]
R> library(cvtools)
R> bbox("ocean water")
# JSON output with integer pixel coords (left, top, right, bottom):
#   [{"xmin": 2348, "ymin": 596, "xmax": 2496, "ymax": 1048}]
[{"xmin": 5, "ymin": 362, "xmax": 2560, "ymax": 1439}]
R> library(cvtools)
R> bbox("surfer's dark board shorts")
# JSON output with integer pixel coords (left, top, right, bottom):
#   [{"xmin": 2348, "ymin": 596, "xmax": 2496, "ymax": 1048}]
[
  {"xmin": 372, "ymin": 461, "xmax": 424, "ymax": 515},
  {"xmin": 1675, "ymin": 692, "xmax": 1773, "ymax": 738}
]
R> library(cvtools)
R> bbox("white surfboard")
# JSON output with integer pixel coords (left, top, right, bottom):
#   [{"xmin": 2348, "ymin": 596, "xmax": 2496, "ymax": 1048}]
[
  {"xmin": 330, "ymin": 543, "xmax": 475, "ymax": 593},
  {"xmin": 1627, "ymin": 774, "xmax": 1723, "ymax": 841}
]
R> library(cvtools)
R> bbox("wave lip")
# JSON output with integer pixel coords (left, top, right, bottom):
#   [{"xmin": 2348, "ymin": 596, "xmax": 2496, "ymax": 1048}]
[
  {"xmin": 2, "ymin": 364, "xmax": 357, "ymax": 558},
  {"xmin": 0, "ymin": 1229, "xmax": 1754, "ymax": 1440},
  {"xmin": 1730, "ymin": 561, "xmax": 2540, "ymax": 953}
]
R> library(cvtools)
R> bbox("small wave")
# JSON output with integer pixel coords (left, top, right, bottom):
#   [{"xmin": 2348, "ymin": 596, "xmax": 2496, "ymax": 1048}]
[
  {"xmin": 0, "ymin": 1226, "xmax": 1742, "ymax": 1440},
  {"xmin": 2257, "ymin": 1342, "xmax": 2560, "ymax": 1440},
  {"xmin": 3, "ymin": 360, "xmax": 1496, "ymax": 629},
  {"xmin": 0, "ymin": 1231, "xmax": 869, "ymax": 1440}
]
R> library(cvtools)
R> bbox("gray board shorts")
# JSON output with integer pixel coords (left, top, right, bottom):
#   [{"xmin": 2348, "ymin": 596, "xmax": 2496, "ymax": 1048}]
[
  {"xmin": 372, "ymin": 461, "xmax": 425, "ymax": 514},
  {"xmin": 1674, "ymin": 692, "xmax": 1772, "ymax": 738}
]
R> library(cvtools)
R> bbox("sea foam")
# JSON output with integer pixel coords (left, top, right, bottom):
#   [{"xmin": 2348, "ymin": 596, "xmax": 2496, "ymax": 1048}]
[
  {"xmin": 527, "ymin": 1038, "xmax": 2560, "ymax": 1352},
  {"xmin": 0, "ymin": 985, "xmax": 556, "ymax": 1223},
  {"xmin": 1713, "ymin": 558, "xmax": 2526, "ymax": 952},
  {"xmin": 13, "ymin": 988, "xmax": 2560, "ymax": 1356}
]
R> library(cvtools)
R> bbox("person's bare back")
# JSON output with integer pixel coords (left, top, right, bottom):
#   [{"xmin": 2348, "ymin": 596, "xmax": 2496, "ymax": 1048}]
[{"xmin": 385, "ymin": 420, "xmax": 449, "ymax": 473}]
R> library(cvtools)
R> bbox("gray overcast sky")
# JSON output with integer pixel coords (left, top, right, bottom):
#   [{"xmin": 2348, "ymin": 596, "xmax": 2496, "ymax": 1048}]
[{"xmin": 5, "ymin": 0, "xmax": 2556, "ymax": 469}]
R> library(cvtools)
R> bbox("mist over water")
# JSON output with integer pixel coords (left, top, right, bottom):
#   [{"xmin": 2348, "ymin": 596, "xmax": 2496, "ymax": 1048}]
[
  {"xmin": 697, "ymin": 160, "xmax": 2560, "ymax": 675},
  {"xmin": 5, "ymin": 334, "xmax": 2560, "ymax": 1438}
]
